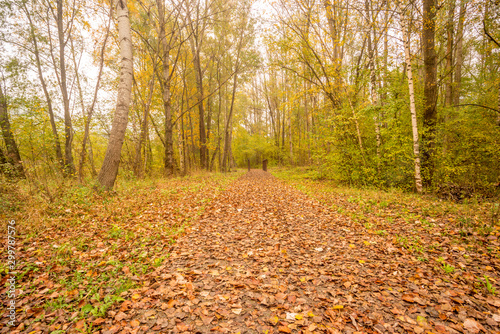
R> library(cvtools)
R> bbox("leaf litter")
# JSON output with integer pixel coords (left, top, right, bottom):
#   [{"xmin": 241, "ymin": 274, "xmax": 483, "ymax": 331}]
[
  {"xmin": 0, "ymin": 173, "xmax": 241, "ymax": 333},
  {"xmin": 98, "ymin": 170, "xmax": 500, "ymax": 333},
  {"xmin": 2, "ymin": 169, "xmax": 500, "ymax": 333}
]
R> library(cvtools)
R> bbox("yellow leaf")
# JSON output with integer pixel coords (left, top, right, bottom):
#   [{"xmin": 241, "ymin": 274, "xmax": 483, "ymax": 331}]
[
  {"xmin": 300, "ymin": 277, "xmax": 306, "ymax": 282},
  {"xmin": 333, "ymin": 305, "xmax": 344, "ymax": 310},
  {"xmin": 307, "ymin": 311, "xmax": 315, "ymax": 317},
  {"xmin": 349, "ymin": 244, "xmax": 356, "ymax": 248},
  {"xmin": 485, "ymin": 266, "xmax": 493, "ymax": 271},
  {"xmin": 98, "ymin": 261, "xmax": 107, "ymax": 267},
  {"xmin": 363, "ymin": 241, "xmax": 370, "ymax": 246},
  {"xmin": 359, "ymin": 260, "xmax": 365, "ymax": 264},
  {"xmin": 295, "ymin": 314, "xmax": 303, "ymax": 320},
  {"xmin": 131, "ymin": 293, "xmax": 140, "ymax": 301}
]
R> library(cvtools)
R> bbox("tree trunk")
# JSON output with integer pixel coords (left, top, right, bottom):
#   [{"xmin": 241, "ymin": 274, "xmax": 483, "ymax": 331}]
[
  {"xmin": 57, "ymin": 0, "xmax": 75, "ymax": 176},
  {"xmin": 400, "ymin": 2, "xmax": 423, "ymax": 193},
  {"xmin": 22, "ymin": 3, "xmax": 64, "ymax": 171},
  {"xmin": 194, "ymin": 53, "xmax": 207, "ymax": 170},
  {"xmin": 222, "ymin": 71, "xmax": 238, "ymax": 172},
  {"xmin": 134, "ymin": 70, "xmax": 155, "ymax": 177},
  {"xmin": 0, "ymin": 86, "xmax": 24, "ymax": 177},
  {"xmin": 422, "ymin": 0, "xmax": 438, "ymax": 186},
  {"xmin": 444, "ymin": 0, "xmax": 455, "ymax": 107},
  {"xmin": 222, "ymin": 18, "xmax": 246, "ymax": 172},
  {"xmin": 97, "ymin": 0, "xmax": 133, "ymax": 190},
  {"xmin": 453, "ymin": 0, "xmax": 466, "ymax": 106},
  {"xmin": 382, "ymin": 3, "xmax": 389, "ymax": 102},
  {"xmin": 348, "ymin": 95, "xmax": 367, "ymax": 166},
  {"xmin": 365, "ymin": 0, "xmax": 381, "ymax": 170},
  {"xmin": 289, "ymin": 107, "xmax": 293, "ymax": 165},
  {"xmin": 323, "ymin": 0, "xmax": 342, "ymax": 81},
  {"xmin": 79, "ymin": 5, "xmax": 112, "ymax": 182},
  {"xmin": 157, "ymin": 0, "xmax": 175, "ymax": 176},
  {"xmin": 177, "ymin": 113, "xmax": 185, "ymax": 175},
  {"xmin": 205, "ymin": 71, "xmax": 214, "ymax": 171}
]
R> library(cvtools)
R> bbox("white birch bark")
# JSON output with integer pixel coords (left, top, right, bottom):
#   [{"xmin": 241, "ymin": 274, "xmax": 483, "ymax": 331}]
[
  {"xmin": 399, "ymin": 1, "xmax": 423, "ymax": 193},
  {"xmin": 97, "ymin": 0, "xmax": 133, "ymax": 190}
]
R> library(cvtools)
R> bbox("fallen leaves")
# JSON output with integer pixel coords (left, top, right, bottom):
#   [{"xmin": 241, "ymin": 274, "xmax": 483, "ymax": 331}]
[
  {"xmin": 0, "ymin": 173, "xmax": 241, "ymax": 333},
  {"xmin": 6, "ymin": 169, "xmax": 499, "ymax": 334},
  {"xmin": 464, "ymin": 318, "xmax": 485, "ymax": 333},
  {"xmin": 278, "ymin": 325, "xmax": 292, "ymax": 333}
]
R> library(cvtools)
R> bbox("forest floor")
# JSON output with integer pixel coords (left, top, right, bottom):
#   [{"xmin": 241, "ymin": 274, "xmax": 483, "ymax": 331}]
[{"xmin": 1, "ymin": 169, "xmax": 500, "ymax": 334}]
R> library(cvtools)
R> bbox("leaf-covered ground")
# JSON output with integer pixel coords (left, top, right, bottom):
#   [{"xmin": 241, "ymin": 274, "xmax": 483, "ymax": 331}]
[
  {"xmin": 2, "ymin": 169, "xmax": 500, "ymax": 333},
  {"xmin": 0, "ymin": 172, "xmax": 243, "ymax": 333}
]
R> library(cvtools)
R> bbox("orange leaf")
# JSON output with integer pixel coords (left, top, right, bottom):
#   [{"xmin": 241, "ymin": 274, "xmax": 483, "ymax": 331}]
[{"xmin": 278, "ymin": 326, "xmax": 292, "ymax": 333}]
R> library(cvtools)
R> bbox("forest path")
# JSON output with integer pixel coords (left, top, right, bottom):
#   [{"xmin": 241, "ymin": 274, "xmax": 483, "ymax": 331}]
[{"xmin": 104, "ymin": 170, "xmax": 497, "ymax": 334}]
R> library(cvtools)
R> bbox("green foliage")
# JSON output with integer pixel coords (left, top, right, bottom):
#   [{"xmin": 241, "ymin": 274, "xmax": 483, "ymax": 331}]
[
  {"xmin": 0, "ymin": 175, "xmax": 24, "ymax": 212},
  {"xmin": 233, "ymin": 124, "xmax": 279, "ymax": 168},
  {"xmin": 480, "ymin": 275, "xmax": 497, "ymax": 295},
  {"xmin": 434, "ymin": 107, "xmax": 500, "ymax": 197},
  {"xmin": 396, "ymin": 235, "xmax": 424, "ymax": 254},
  {"xmin": 436, "ymin": 257, "xmax": 455, "ymax": 274}
]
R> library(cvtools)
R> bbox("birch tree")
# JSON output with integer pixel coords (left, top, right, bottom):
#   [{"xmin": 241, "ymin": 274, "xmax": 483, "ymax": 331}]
[
  {"xmin": 398, "ymin": 0, "xmax": 422, "ymax": 193},
  {"xmin": 97, "ymin": 0, "xmax": 133, "ymax": 190}
]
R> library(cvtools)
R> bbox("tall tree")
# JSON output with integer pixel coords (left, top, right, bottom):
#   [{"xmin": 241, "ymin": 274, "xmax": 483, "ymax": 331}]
[
  {"xmin": 222, "ymin": 4, "xmax": 249, "ymax": 172},
  {"xmin": 55, "ymin": 0, "xmax": 76, "ymax": 176},
  {"xmin": 184, "ymin": 0, "xmax": 210, "ymax": 170},
  {"xmin": 453, "ymin": 0, "xmax": 466, "ymax": 106},
  {"xmin": 399, "ymin": 1, "xmax": 423, "ymax": 193},
  {"xmin": 422, "ymin": 0, "xmax": 438, "ymax": 186},
  {"xmin": 78, "ymin": 3, "xmax": 112, "ymax": 182},
  {"xmin": 97, "ymin": 0, "xmax": 133, "ymax": 190},
  {"xmin": 21, "ymin": 1, "xmax": 64, "ymax": 172},
  {"xmin": 156, "ymin": 0, "xmax": 175, "ymax": 176},
  {"xmin": 444, "ymin": 0, "xmax": 455, "ymax": 107}
]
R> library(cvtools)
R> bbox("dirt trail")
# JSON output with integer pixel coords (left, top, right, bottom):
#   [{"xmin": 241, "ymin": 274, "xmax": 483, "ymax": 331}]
[{"xmin": 104, "ymin": 170, "xmax": 500, "ymax": 334}]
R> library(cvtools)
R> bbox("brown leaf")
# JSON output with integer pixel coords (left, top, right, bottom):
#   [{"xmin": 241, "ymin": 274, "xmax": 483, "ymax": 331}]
[
  {"xmin": 75, "ymin": 319, "xmax": 85, "ymax": 329},
  {"xmin": 176, "ymin": 322, "xmax": 189, "ymax": 331},
  {"xmin": 402, "ymin": 294, "xmax": 414, "ymax": 303},
  {"xmin": 120, "ymin": 300, "xmax": 132, "ymax": 312},
  {"xmin": 201, "ymin": 315, "xmax": 214, "ymax": 325},
  {"xmin": 115, "ymin": 311, "xmax": 128, "ymax": 321},
  {"xmin": 167, "ymin": 299, "xmax": 176, "ymax": 308},
  {"xmin": 463, "ymin": 318, "xmax": 484, "ymax": 333},
  {"xmin": 275, "ymin": 292, "xmax": 286, "ymax": 302},
  {"xmin": 144, "ymin": 310, "xmax": 156, "ymax": 318},
  {"xmin": 268, "ymin": 315, "xmax": 279, "ymax": 325},
  {"xmin": 278, "ymin": 325, "xmax": 292, "ymax": 333}
]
